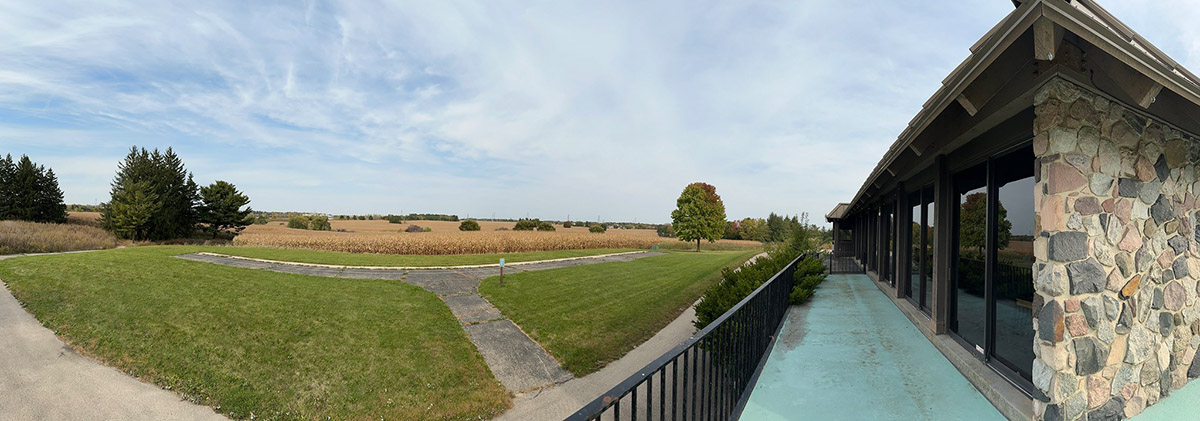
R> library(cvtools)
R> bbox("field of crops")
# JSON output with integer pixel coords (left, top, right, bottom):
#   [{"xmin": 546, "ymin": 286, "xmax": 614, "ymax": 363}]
[
  {"xmin": 1, "ymin": 219, "xmax": 117, "ymax": 254},
  {"xmin": 235, "ymin": 219, "xmax": 760, "ymax": 255}
]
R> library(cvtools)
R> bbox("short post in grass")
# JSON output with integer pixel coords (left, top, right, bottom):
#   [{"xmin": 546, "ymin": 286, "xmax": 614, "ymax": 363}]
[{"xmin": 499, "ymin": 258, "xmax": 505, "ymax": 287}]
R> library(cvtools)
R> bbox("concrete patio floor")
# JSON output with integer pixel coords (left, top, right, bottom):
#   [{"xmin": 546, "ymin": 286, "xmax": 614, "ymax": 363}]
[
  {"xmin": 740, "ymin": 274, "xmax": 1005, "ymax": 421},
  {"xmin": 1131, "ymin": 378, "xmax": 1200, "ymax": 420}
]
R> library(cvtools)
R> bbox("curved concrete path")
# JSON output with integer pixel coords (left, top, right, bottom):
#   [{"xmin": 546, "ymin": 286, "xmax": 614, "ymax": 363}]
[
  {"xmin": 0, "ymin": 253, "xmax": 226, "ymax": 420},
  {"xmin": 179, "ymin": 251, "xmax": 664, "ymax": 394}
]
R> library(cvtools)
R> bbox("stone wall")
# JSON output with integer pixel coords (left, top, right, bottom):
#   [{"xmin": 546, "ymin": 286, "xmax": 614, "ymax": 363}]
[{"xmin": 1032, "ymin": 77, "xmax": 1200, "ymax": 420}]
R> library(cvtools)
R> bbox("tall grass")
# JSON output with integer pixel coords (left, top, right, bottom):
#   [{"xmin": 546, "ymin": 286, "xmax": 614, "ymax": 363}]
[{"xmin": 0, "ymin": 220, "xmax": 118, "ymax": 254}]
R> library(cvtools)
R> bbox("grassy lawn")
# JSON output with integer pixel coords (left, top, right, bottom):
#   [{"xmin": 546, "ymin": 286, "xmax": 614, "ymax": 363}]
[
  {"xmin": 478, "ymin": 250, "xmax": 759, "ymax": 375},
  {"xmin": 199, "ymin": 246, "xmax": 637, "ymax": 267},
  {"xmin": 0, "ymin": 246, "xmax": 509, "ymax": 420}
]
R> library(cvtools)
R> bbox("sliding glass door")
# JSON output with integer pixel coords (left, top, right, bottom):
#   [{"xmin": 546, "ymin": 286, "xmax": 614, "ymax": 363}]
[
  {"xmin": 907, "ymin": 186, "xmax": 933, "ymax": 312},
  {"xmin": 950, "ymin": 144, "xmax": 1035, "ymax": 386}
]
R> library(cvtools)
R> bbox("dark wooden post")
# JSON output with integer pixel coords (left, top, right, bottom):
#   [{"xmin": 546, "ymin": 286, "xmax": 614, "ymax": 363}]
[
  {"xmin": 895, "ymin": 183, "xmax": 909, "ymax": 299},
  {"xmin": 932, "ymin": 155, "xmax": 953, "ymax": 334}
]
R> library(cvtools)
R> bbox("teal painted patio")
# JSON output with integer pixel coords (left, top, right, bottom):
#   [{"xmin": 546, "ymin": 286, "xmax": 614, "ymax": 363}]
[{"xmin": 740, "ymin": 274, "xmax": 1005, "ymax": 420}]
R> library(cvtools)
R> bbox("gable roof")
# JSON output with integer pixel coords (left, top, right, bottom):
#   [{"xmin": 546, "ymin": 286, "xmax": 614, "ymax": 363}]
[{"xmin": 843, "ymin": 0, "xmax": 1200, "ymax": 214}]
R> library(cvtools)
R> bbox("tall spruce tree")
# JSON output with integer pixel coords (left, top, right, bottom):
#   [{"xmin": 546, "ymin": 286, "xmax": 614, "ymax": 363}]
[
  {"xmin": 101, "ymin": 147, "xmax": 200, "ymax": 240},
  {"xmin": 0, "ymin": 154, "xmax": 67, "ymax": 223},
  {"xmin": 107, "ymin": 179, "xmax": 160, "ymax": 241},
  {"xmin": 0, "ymin": 155, "xmax": 14, "ymax": 219},
  {"xmin": 198, "ymin": 180, "xmax": 253, "ymax": 238}
]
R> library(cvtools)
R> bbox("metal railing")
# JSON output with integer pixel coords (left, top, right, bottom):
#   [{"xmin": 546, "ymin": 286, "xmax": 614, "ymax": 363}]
[
  {"xmin": 826, "ymin": 253, "xmax": 864, "ymax": 274},
  {"xmin": 567, "ymin": 254, "xmax": 805, "ymax": 421}
]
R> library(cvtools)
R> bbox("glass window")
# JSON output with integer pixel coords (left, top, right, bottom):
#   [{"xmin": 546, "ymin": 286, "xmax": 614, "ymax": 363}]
[
  {"xmin": 953, "ymin": 162, "xmax": 988, "ymax": 352},
  {"xmin": 882, "ymin": 201, "xmax": 894, "ymax": 286},
  {"xmin": 907, "ymin": 192, "xmax": 920, "ymax": 299},
  {"xmin": 992, "ymin": 146, "xmax": 1035, "ymax": 382},
  {"xmin": 922, "ymin": 186, "xmax": 934, "ymax": 311}
]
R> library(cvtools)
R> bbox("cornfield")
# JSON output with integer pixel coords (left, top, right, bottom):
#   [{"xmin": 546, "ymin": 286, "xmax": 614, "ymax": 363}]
[
  {"xmin": 0, "ymin": 220, "xmax": 118, "ymax": 254},
  {"xmin": 234, "ymin": 220, "xmax": 762, "ymax": 255},
  {"xmin": 234, "ymin": 230, "xmax": 666, "ymax": 255}
]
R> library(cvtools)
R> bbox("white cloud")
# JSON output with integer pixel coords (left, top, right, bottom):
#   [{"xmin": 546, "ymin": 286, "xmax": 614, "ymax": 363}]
[{"xmin": 0, "ymin": 0, "xmax": 1082, "ymax": 223}]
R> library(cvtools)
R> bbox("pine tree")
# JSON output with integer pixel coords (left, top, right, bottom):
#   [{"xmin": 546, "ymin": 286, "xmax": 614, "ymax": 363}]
[
  {"xmin": 0, "ymin": 155, "xmax": 15, "ymax": 219},
  {"xmin": 35, "ymin": 167, "xmax": 67, "ymax": 223},
  {"xmin": 100, "ymin": 147, "xmax": 201, "ymax": 240},
  {"xmin": 1, "ymin": 155, "xmax": 66, "ymax": 223},
  {"xmin": 107, "ymin": 179, "xmax": 160, "ymax": 241},
  {"xmin": 198, "ymin": 180, "xmax": 253, "ymax": 238}
]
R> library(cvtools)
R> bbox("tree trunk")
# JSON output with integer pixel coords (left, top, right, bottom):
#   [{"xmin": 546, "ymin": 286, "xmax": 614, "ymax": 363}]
[{"xmin": 696, "ymin": 238, "xmax": 701, "ymax": 252}]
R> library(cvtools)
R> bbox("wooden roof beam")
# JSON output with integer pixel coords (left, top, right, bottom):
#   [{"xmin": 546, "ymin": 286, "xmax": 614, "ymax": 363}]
[
  {"xmin": 1089, "ymin": 48, "xmax": 1164, "ymax": 109},
  {"xmin": 1033, "ymin": 18, "xmax": 1064, "ymax": 61},
  {"xmin": 955, "ymin": 33, "xmax": 1035, "ymax": 118}
]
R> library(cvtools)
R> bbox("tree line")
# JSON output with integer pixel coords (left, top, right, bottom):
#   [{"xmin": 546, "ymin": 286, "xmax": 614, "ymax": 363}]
[
  {"xmin": 0, "ymin": 154, "xmax": 67, "ymax": 223},
  {"xmin": 0, "ymin": 148, "xmax": 254, "ymax": 242},
  {"xmin": 666, "ymin": 182, "xmax": 830, "ymax": 250}
]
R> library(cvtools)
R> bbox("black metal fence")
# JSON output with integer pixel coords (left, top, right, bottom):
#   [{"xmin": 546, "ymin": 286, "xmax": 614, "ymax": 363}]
[
  {"xmin": 826, "ymin": 253, "xmax": 864, "ymax": 274},
  {"xmin": 567, "ymin": 254, "xmax": 805, "ymax": 421}
]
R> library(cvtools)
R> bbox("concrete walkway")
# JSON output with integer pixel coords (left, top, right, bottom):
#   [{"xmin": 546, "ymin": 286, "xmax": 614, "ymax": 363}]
[
  {"xmin": 179, "ymin": 251, "xmax": 663, "ymax": 394},
  {"xmin": 0, "ymin": 254, "xmax": 226, "ymax": 420},
  {"xmin": 741, "ymin": 273, "xmax": 1005, "ymax": 420}
]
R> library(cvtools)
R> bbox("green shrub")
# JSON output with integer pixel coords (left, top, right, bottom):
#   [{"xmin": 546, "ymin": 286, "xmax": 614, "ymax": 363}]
[
  {"xmin": 536, "ymin": 222, "xmax": 556, "ymax": 231},
  {"xmin": 422, "ymin": 227, "xmax": 432, "ymax": 232},
  {"xmin": 513, "ymin": 218, "xmax": 539, "ymax": 231},
  {"xmin": 287, "ymin": 216, "xmax": 309, "ymax": 229},
  {"xmin": 309, "ymin": 215, "xmax": 331, "ymax": 231},
  {"xmin": 656, "ymin": 224, "xmax": 675, "ymax": 238},
  {"xmin": 694, "ymin": 246, "xmax": 799, "ymax": 328},
  {"xmin": 789, "ymin": 257, "xmax": 827, "ymax": 305},
  {"xmin": 459, "ymin": 220, "xmax": 481, "ymax": 231},
  {"xmin": 563, "ymin": 221, "xmax": 573, "ymax": 228},
  {"xmin": 405, "ymin": 224, "xmax": 423, "ymax": 233},
  {"xmin": 589, "ymin": 225, "xmax": 606, "ymax": 233}
]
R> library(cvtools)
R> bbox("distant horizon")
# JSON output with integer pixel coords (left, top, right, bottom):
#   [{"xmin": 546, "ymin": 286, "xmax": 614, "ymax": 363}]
[{"xmin": 65, "ymin": 203, "xmax": 822, "ymax": 226}]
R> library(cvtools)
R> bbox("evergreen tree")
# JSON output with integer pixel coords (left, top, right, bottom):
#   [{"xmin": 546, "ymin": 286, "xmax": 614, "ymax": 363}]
[
  {"xmin": 101, "ymin": 147, "xmax": 200, "ymax": 240},
  {"xmin": 0, "ymin": 155, "xmax": 13, "ymax": 219},
  {"xmin": 0, "ymin": 155, "xmax": 66, "ymax": 223},
  {"xmin": 198, "ymin": 180, "xmax": 253, "ymax": 238},
  {"xmin": 106, "ymin": 179, "xmax": 160, "ymax": 241},
  {"xmin": 35, "ymin": 167, "xmax": 67, "ymax": 223},
  {"xmin": 766, "ymin": 212, "xmax": 785, "ymax": 242}
]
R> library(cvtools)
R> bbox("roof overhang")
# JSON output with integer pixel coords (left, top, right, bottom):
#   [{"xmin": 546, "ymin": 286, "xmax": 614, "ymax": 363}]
[
  {"xmin": 826, "ymin": 203, "xmax": 850, "ymax": 222},
  {"xmin": 842, "ymin": 0, "xmax": 1200, "ymax": 216}
]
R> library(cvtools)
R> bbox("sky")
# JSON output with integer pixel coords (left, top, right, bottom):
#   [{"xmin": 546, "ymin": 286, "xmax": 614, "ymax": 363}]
[{"xmin": 2, "ymin": 1, "xmax": 1198, "ymax": 224}]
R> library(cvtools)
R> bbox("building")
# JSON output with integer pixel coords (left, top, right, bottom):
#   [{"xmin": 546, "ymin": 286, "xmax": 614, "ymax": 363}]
[{"xmin": 825, "ymin": 0, "xmax": 1200, "ymax": 419}]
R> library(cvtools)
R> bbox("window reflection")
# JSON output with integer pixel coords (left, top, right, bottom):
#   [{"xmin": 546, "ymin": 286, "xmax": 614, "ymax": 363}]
[
  {"xmin": 909, "ymin": 192, "xmax": 921, "ymax": 300},
  {"xmin": 923, "ymin": 187, "xmax": 934, "ymax": 310},
  {"xmin": 954, "ymin": 162, "xmax": 988, "ymax": 351},
  {"xmin": 993, "ymin": 147, "xmax": 1035, "ymax": 382}
]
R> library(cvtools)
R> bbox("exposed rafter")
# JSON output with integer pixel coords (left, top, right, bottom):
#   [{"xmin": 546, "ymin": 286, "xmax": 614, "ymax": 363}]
[{"xmin": 1033, "ymin": 18, "xmax": 1063, "ymax": 61}]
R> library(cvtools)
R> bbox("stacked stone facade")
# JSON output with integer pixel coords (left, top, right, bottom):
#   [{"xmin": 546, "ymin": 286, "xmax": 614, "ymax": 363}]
[{"xmin": 1033, "ymin": 77, "xmax": 1200, "ymax": 420}]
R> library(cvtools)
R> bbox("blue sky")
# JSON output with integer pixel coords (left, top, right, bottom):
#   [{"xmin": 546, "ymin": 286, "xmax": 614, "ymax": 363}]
[{"xmin": 2, "ymin": 1, "xmax": 1196, "ymax": 224}]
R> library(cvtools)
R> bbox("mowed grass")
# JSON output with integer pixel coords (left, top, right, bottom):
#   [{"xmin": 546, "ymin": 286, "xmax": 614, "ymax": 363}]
[
  {"xmin": 203, "ymin": 246, "xmax": 637, "ymax": 267},
  {"xmin": 0, "ymin": 246, "xmax": 509, "ymax": 420},
  {"xmin": 479, "ymin": 250, "xmax": 759, "ymax": 375}
]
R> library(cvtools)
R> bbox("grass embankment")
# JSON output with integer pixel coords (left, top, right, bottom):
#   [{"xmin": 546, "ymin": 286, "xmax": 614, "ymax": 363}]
[
  {"xmin": 0, "ymin": 220, "xmax": 117, "ymax": 254},
  {"xmin": 0, "ymin": 246, "xmax": 509, "ymax": 419},
  {"xmin": 479, "ymin": 250, "xmax": 759, "ymax": 375},
  {"xmin": 204, "ymin": 246, "xmax": 636, "ymax": 267}
]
